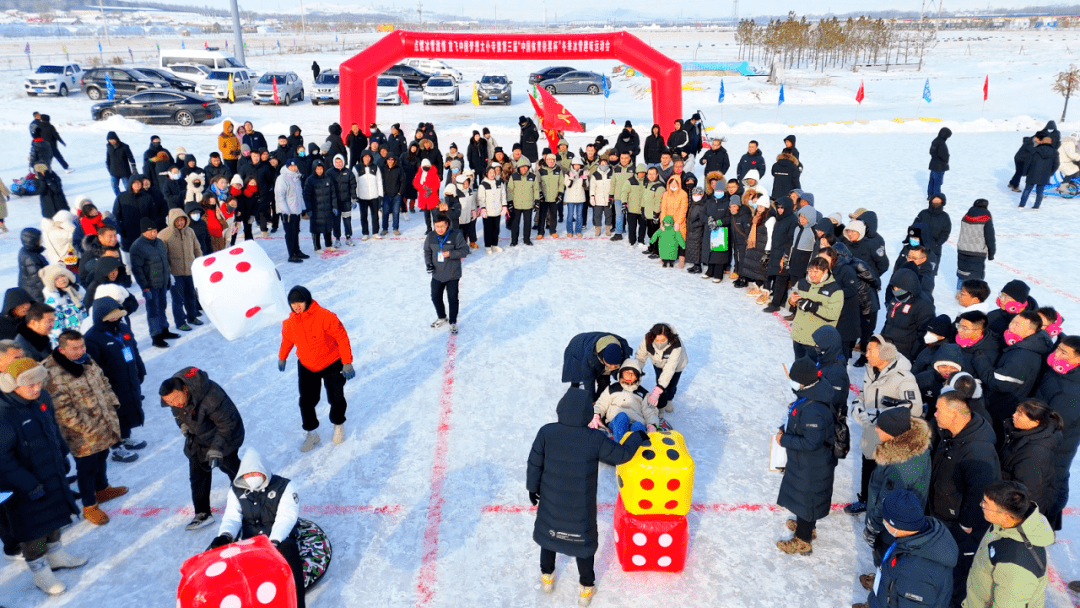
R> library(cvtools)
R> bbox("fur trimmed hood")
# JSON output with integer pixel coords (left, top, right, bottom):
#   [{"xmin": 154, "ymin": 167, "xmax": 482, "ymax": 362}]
[
  {"xmin": 873, "ymin": 417, "xmax": 931, "ymax": 466},
  {"xmin": 704, "ymin": 170, "xmax": 725, "ymax": 196}
]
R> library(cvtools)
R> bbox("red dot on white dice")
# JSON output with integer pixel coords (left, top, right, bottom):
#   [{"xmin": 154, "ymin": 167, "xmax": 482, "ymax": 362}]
[
  {"xmin": 245, "ymin": 306, "xmax": 261, "ymax": 318},
  {"xmin": 631, "ymin": 555, "xmax": 646, "ymax": 566},
  {"xmin": 632, "ymin": 533, "xmax": 647, "ymax": 546},
  {"xmin": 203, "ymin": 256, "xmax": 217, "ymax": 267},
  {"xmin": 256, "ymin": 581, "xmax": 277, "ymax": 603},
  {"xmin": 658, "ymin": 534, "xmax": 673, "ymax": 547},
  {"xmin": 229, "ymin": 247, "xmax": 243, "ymax": 256},
  {"xmin": 210, "ymin": 271, "xmax": 224, "ymax": 283},
  {"xmin": 237, "ymin": 261, "xmax": 252, "ymax": 272}
]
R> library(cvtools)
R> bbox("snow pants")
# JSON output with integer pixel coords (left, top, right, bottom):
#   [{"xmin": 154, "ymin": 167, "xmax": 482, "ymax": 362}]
[{"xmin": 298, "ymin": 360, "xmax": 348, "ymax": 432}]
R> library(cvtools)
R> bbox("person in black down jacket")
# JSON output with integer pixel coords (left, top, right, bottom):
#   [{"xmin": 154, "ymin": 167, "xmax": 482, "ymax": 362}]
[
  {"xmin": 84, "ymin": 298, "xmax": 146, "ymax": 460},
  {"xmin": 0, "ymin": 358, "xmax": 86, "ymax": 596},
  {"xmin": 927, "ymin": 127, "xmax": 951, "ymax": 198},
  {"xmin": 846, "ymin": 208, "xmax": 890, "ymax": 276},
  {"xmin": 34, "ymin": 164, "xmax": 68, "ymax": 219},
  {"xmin": 881, "ymin": 268, "xmax": 936, "ymax": 362},
  {"xmin": 643, "ymin": 124, "xmax": 666, "ymax": 166},
  {"xmin": 161, "ymin": 165, "xmax": 186, "ymax": 210},
  {"xmin": 518, "ymin": 116, "xmax": 540, "ymax": 163},
  {"xmin": 129, "ymin": 218, "xmax": 172, "ymax": 347},
  {"xmin": 1008, "ymin": 134, "xmax": 1036, "ymax": 191},
  {"xmin": 770, "ymin": 148, "xmax": 802, "ymax": 202},
  {"xmin": 325, "ymin": 123, "xmax": 347, "ymax": 164},
  {"xmin": 615, "ymin": 121, "xmax": 641, "ymax": 162},
  {"xmin": 1000, "ymin": 398, "xmax": 1062, "ymax": 519},
  {"xmin": 811, "ymin": 325, "xmax": 851, "ymax": 416},
  {"xmin": 980, "ymin": 311, "xmax": 1053, "ymax": 441},
  {"xmin": 928, "ymin": 392, "xmax": 1000, "ymax": 606},
  {"xmin": 328, "ymin": 154, "xmax": 358, "ymax": 246},
  {"xmin": 776, "ymin": 357, "xmax": 838, "ymax": 556},
  {"xmin": 562, "ymin": 332, "xmax": 633, "ymax": 402},
  {"xmin": 18, "ymin": 228, "xmax": 48, "ymax": 303},
  {"xmin": 380, "ymin": 155, "xmax": 405, "ymax": 237},
  {"xmin": 183, "ymin": 200, "xmax": 211, "ymax": 257},
  {"xmin": 699, "ymin": 137, "xmax": 730, "ymax": 176},
  {"xmin": 304, "ymin": 161, "xmax": 337, "ymax": 251},
  {"xmin": 1035, "ymin": 334, "xmax": 1080, "ymax": 530},
  {"xmin": 112, "ymin": 177, "xmax": 156, "ymax": 253},
  {"xmin": 160, "ymin": 366, "xmax": 245, "ymax": 531},
  {"xmin": 105, "ymin": 131, "xmax": 137, "ymax": 196},
  {"xmin": 818, "ymin": 242, "xmax": 861, "ymax": 357},
  {"xmin": 346, "ymin": 123, "xmax": 368, "ymax": 168},
  {"xmin": 736, "ymin": 140, "xmax": 767, "ymax": 181},
  {"xmin": 1019, "ymin": 131, "xmax": 1059, "ymax": 210},
  {"xmin": 0, "ymin": 288, "xmax": 34, "ymax": 341},
  {"xmin": 526, "ymin": 387, "xmax": 646, "ymax": 602},
  {"xmin": 423, "ymin": 215, "xmax": 469, "ymax": 333},
  {"xmin": 764, "ymin": 198, "xmax": 797, "ymax": 300},
  {"xmin": 915, "ymin": 193, "xmax": 951, "ymax": 262}
]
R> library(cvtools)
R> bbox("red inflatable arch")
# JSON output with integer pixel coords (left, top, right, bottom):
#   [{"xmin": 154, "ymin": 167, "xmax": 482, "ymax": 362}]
[{"xmin": 340, "ymin": 30, "xmax": 682, "ymax": 137}]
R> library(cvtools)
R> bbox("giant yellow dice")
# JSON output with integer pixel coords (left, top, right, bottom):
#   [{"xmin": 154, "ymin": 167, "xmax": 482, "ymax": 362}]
[{"xmin": 616, "ymin": 430, "xmax": 694, "ymax": 516}]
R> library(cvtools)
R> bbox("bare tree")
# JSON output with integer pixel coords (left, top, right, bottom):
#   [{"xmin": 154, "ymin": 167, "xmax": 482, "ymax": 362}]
[{"xmin": 1054, "ymin": 65, "xmax": 1080, "ymax": 122}]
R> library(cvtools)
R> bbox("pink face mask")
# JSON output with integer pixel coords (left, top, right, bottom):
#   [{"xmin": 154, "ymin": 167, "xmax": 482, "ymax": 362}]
[
  {"xmin": 997, "ymin": 295, "xmax": 1027, "ymax": 314},
  {"xmin": 1003, "ymin": 330, "xmax": 1024, "ymax": 346},
  {"xmin": 1046, "ymin": 313, "xmax": 1064, "ymax": 338},
  {"xmin": 1048, "ymin": 352, "xmax": 1080, "ymax": 374},
  {"xmin": 956, "ymin": 335, "xmax": 979, "ymax": 348}
]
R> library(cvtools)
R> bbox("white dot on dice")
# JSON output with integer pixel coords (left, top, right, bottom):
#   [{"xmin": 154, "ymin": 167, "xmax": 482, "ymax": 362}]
[
  {"xmin": 220, "ymin": 595, "xmax": 242, "ymax": 608},
  {"xmin": 658, "ymin": 533, "xmax": 673, "ymax": 547},
  {"xmin": 657, "ymin": 555, "xmax": 672, "ymax": 567},
  {"xmin": 632, "ymin": 554, "xmax": 646, "ymax": 566},
  {"xmin": 257, "ymin": 581, "xmax": 277, "ymax": 603},
  {"xmin": 220, "ymin": 547, "xmax": 241, "ymax": 558},
  {"xmin": 632, "ymin": 533, "xmax": 647, "ymax": 546},
  {"xmin": 205, "ymin": 561, "xmax": 227, "ymax": 577}
]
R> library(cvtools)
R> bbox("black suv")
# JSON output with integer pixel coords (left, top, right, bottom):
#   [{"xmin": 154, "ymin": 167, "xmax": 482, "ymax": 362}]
[
  {"xmin": 132, "ymin": 67, "xmax": 197, "ymax": 92},
  {"xmin": 82, "ymin": 67, "xmax": 170, "ymax": 100},
  {"xmin": 382, "ymin": 64, "xmax": 431, "ymax": 89}
]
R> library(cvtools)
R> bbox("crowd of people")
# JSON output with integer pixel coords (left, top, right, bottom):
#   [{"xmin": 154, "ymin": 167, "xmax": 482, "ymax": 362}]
[{"xmin": 3, "ymin": 105, "xmax": 1080, "ymax": 608}]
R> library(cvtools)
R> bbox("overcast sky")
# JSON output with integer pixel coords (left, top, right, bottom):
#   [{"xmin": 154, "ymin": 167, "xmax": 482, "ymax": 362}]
[{"xmin": 205, "ymin": 0, "xmax": 1044, "ymax": 21}]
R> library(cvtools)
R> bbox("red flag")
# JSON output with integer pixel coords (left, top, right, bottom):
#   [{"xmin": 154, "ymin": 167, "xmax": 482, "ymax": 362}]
[
  {"xmin": 983, "ymin": 75, "xmax": 988, "ymax": 101},
  {"xmin": 527, "ymin": 90, "xmax": 544, "ymax": 120},
  {"xmin": 536, "ymin": 85, "xmax": 584, "ymax": 132},
  {"xmin": 398, "ymin": 79, "xmax": 409, "ymax": 105},
  {"xmin": 272, "ymin": 77, "xmax": 279, "ymax": 104},
  {"xmin": 543, "ymin": 129, "xmax": 561, "ymax": 155},
  {"xmin": 611, "ymin": 119, "xmax": 616, "ymax": 125},
  {"xmin": 855, "ymin": 81, "xmax": 865, "ymax": 105}
]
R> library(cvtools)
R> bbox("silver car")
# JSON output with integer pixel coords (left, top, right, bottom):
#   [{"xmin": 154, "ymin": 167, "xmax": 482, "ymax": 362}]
[
  {"xmin": 253, "ymin": 72, "xmax": 304, "ymax": 105},
  {"xmin": 311, "ymin": 70, "xmax": 339, "ymax": 105},
  {"xmin": 538, "ymin": 70, "xmax": 605, "ymax": 95},
  {"xmin": 422, "ymin": 76, "xmax": 459, "ymax": 105},
  {"xmin": 376, "ymin": 76, "xmax": 405, "ymax": 105}
]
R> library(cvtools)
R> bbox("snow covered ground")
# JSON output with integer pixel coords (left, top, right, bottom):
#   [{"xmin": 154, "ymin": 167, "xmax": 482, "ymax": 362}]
[{"xmin": 0, "ymin": 27, "xmax": 1079, "ymax": 608}]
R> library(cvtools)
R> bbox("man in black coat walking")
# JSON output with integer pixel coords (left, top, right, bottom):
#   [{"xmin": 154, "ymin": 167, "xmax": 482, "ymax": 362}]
[
  {"xmin": 1019, "ymin": 132, "xmax": 1059, "ymax": 210},
  {"xmin": 562, "ymin": 332, "xmax": 632, "ymax": 401},
  {"xmin": 927, "ymin": 127, "xmax": 951, "ymax": 198},
  {"xmin": 527, "ymin": 387, "xmax": 646, "ymax": 604},
  {"xmin": 38, "ymin": 115, "xmax": 69, "ymax": 172},
  {"xmin": 105, "ymin": 131, "xmax": 137, "ymax": 196},
  {"xmin": 160, "ymin": 366, "xmax": 245, "ymax": 531}
]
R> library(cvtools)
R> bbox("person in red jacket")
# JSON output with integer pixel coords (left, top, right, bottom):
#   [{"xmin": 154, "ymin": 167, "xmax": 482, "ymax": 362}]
[
  {"xmin": 413, "ymin": 158, "xmax": 442, "ymax": 235},
  {"xmin": 278, "ymin": 285, "xmax": 354, "ymax": 452}
]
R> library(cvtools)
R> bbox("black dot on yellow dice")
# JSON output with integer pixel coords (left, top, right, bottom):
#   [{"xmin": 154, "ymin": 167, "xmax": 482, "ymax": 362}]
[
  {"xmin": 666, "ymin": 449, "xmax": 680, "ymax": 461},
  {"xmin": 642, "ymin": 450, "xmax": 656, "ymax": 460},
  {"xmin": 617, "ymin": 475, "xmax": 624, "ymax": 488},
  {"xmin": 662, "ymin": 437, "xmax": 676, "ymax": 446}
]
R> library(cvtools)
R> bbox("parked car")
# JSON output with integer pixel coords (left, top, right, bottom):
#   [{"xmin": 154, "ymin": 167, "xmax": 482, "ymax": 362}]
[
  {"xmin": 422, "ymin": 76, "xmax": 459, "ymax": 105},
  {"xmin": 91, "ymin": 90, "xmax": 221, "ymax": 126},
  {"xmin": 132, "ymin": 67, "xmax": 197, "ymax": 92},
  {"xmin": 311, "ymin": 69, "xmax": 339, "ymax": 105},
  {"xmin": 476, "ymin": 73, "xmax": 511, "ymax": 105},
  {"xmin": 196, "ymin": 68, "xmax": 254, "ymax": 102},
  {"xmin": 24, "ymin": 64, "xmax": 82, "ymax": 97},
  {"xmin": 528, "ymin": 66, "xmax": 575, "ymax": 85},
  {"xmin": 382, "ymin": 64, "xmax": 431, "ymax": 89},
  {"xmin": 163, "ymin": 63, "xmax": 213, "ymax": 82},
  {"xmin": 376, "ymin": 76, "xmax": 406, "ymax": 105},
  {"xmin": 82, "ymin": 67, "xmax": 169, "ymax": 100},
  {"xmin": 253, "ymin": 71, "xmax": 304, "ymax": 105},
  {"xmin": 539, "ymin": 70, "xmax": 605, "ymax": 95},
  {"xmin": 403, "ymin": 58, "xmax": 462, "ymax": 82}
]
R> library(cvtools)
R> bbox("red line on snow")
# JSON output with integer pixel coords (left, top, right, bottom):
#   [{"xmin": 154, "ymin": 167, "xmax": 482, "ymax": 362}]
[
  {"xmin": 100, "ymin": 504, "xmax": 402, "ymax": 517},
  {"xmin": 990, "ymin": 259, "xmax": 1080, "ymax": 305},
  {"xmin": 415, "ymin": 334, "xmax": 458, "ymax": 608}
]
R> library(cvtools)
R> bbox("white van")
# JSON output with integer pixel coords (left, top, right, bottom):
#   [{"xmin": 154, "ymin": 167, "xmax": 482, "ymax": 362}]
[{"xmin": 160, "ymin": 49, "xmax": 246, "ymax": 72}]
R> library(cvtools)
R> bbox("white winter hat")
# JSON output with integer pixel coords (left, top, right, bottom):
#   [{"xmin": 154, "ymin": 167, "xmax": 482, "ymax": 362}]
[
  {"xmin": 95, "ymin": 283, "xmax": 132, "ymax": 306},
  {"xmin": 847, "ymin": 220, "xmax": 867, "ymax": 239},
  {"xmin": 744, "ymin": 170, "xmax": 761, "ymax": 182},
  {"xmin": 455, "ymin": 174, "xmax": 468, "ymax": 184},
  {"xmin": 421, "ymin": 159, "xmax": 431, "ymax": 168},
  {"xmin": 0, "ymin": 358, "xmax": 48, "ymax": 393}
]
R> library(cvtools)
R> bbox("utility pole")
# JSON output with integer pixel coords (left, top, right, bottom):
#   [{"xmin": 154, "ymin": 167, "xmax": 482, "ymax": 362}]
[
  {"xmin": 299, "ymin": 0, "xmax": 308, "ymax": 42},
  {"xmin": 417, "ymin": 0, "xmax": 423, "ymax": 27},
  {"xmin": 230, "ymin": 0, "xmax": 245, "ymax": 64},
  {"xmin": 732, "ymin": 0, "xmax": 738, "ymax": 23},
  {"xmin": 98, "ymin": 0, "xmax": 110, "ymax": 44}
]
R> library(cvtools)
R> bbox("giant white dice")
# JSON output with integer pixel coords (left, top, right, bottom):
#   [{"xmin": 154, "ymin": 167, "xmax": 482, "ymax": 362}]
[{"xmin": 191, "ymin": 242, "xmax": 290, "ymax": 341}]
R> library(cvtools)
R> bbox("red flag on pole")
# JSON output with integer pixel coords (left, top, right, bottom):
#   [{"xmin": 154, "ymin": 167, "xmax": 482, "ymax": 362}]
[
  {"xmin": 543, "ymin": 129, "xmax": 561, "ymax": 155},
  {"xmin": 855, "ymin": 81, "xmax": 865, "ymax": 104},
  {"xmin": 398, "ymin": 79, "xmax": 409, "ymax": 105},
  {"xmin": 528, "ymin": 90, "xmax": 544, "ymax": 120},
  {"xmin": 983, "ymin": 75, "xmax": 989, "ymax": 101},
  {"xmin": 272, "ymin": 77, "xmax": 279, "ymax": 104},
  {"xmin": 536, "ymin": 85, "xmax": 585, "ymax": 132}
]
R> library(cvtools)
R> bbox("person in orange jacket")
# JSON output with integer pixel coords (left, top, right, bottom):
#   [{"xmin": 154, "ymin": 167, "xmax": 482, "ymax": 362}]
[
  {"xmin": 278, "ymin": 285, "xmax": 354, "ymax": 453},
  {"xmin": 659, "ymin": 176, "xmax": 688, "ymax": 268}
]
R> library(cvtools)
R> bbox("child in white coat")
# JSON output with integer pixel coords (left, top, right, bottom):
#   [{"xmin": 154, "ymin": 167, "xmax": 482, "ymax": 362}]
[{"xmin": 589, "ymin": 358, "xmax": 659, "ymax": 441}]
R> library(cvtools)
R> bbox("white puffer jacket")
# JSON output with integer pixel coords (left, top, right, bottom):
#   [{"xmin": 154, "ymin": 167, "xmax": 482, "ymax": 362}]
[
  {"xmin": 354, "ymin": 161, "xmax": 384, "ymax": 201},
  {"xmin": 852, "ymin": 352, "xmax": 924, "ymax": 458},
  {"xmin": 42, "ymin": 210, "xmax": 77, "ymax": 266},
  {"xmin": 634, "ymin": 325, "xmax": 688, "ymax": 390},
  {"xmin": 589, "ymin": 165, "xmax": 613, "ymax": 206},
  {"xmin": 593, "ymin": 359, "xmax": 659, "ymax": 428},
  {"xmin": 476, "ymin": 177, "xmax": 507, "ymax": 217},
  {"xmin": 564, "ymin": 168, "xmax": 588, "ymax": 204}
]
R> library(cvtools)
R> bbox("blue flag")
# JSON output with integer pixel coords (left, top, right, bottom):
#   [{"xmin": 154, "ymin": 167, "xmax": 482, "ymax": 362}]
[
  {"xmin": 602, "ymin": 74, "xmax": 610, "ymax": 98},
  {"xmin": 923, "ymin": 79, "xmax": 932, "ymax": 103},
  {"xmin": 181, "ymin": 40, "xmax": 186, "ymax": 49},
  {"xmin": 24, "ymin": 43, "xmax": 29, "ymax": 54},
  {"xmin": 778, "ymin": 84, "xmax": 785, "ymax": 106},
  {"xmin": 105, "ymin": 74, "xmax": 115, "ymax": 100},
  {"xmin": 718, "ymin": 79, "xmax": 725, "ymax": 103},
  {"xmin": 97, "ymin": 41, "xmax": 102, "ymax": 52}
]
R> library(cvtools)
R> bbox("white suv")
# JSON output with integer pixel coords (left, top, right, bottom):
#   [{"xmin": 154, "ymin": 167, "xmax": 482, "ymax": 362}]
[
  {"xmin": 197, "ymin": 68, "xmax": 253, "ymax": 102},
  {"xmin": 403, "ymin": 59, "xmax": 462, "ymax": 82},
  {"xmin": 24, "ymin": 64, "xmax": 82, "ymax": 97},
  {"xmin": 164, "ymin": 63, "xmax": 213, "ymax": 82}
]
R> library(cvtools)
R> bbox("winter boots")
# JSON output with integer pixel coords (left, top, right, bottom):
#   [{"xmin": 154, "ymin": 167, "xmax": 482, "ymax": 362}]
[
  {"xmin": 83, "ymin": 505, "xmax": 110, "ymax": 526},
  {"xmin": 784, "ymin": 519, "xmax": 816, "ymax": 539},
  {"xmin": 578, "ymin": 584, "xmax": 595, "ymax": 606},
  {"xmin": 111, "ymin": 445, "xmax": 138, "ymax": 463},
  {"xmin": 332, "ymin": 424, "xmax": 345, "ymax": 445},
  {"xmin": 540, "ymin": 573, "xmax": 555, "ymax": 593},
  {"xmin": 28, "ymin": 557, "xmax": 66, "ymax": 595},
  {"xmin": 186, "ymin": 513, "xmax": 215, "ymax": 531},
  {"xmin": 46, "ymin": 542, "xmax": 87, "ymax": 570},
  {"xmin": 687, "ymin": 264, "xmax": 702, "ymax": 274},
  {"xmin": 776, "ymin": 537, "xmax": 813, "ymax": 555},
  {"xmin": 301, "ymin": 430, "xmax": 321, "ymax": 453},
  {"xmin": 492, "ymin": 246, "xmax": 503, "ymax": 253},
  {"xmin": 95, "ymin": 485, "xmax": 128, "ymax": 503},
  {"xmin": 844, "ymin": 501, "xmax": 867, "ymax": 515}
]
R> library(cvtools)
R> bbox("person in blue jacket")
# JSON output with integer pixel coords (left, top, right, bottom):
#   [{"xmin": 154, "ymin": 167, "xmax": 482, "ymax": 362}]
[{"xmin": 527, "ymin": 387, "xmax": 646, "ymax": 606}]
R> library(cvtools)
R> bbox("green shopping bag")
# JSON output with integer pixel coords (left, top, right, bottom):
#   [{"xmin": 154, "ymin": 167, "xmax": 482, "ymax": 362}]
[{"xmin": 710, "ymin": 227, "xmax": 730, "ymax": 252}]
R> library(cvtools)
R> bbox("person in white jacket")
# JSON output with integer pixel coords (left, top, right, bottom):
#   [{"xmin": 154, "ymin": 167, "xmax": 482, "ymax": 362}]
[
  {"xmin": 41, "ymin": 210, "xmax": 77, "ymax": 268},
  {"xmin": 446, "ymin": 173, "xmax": 478, "ymax": 249},
  {"xmin": 353, "ymin": 151, "xmax": 383, "ymax": 241},
  {"xmin": 476, "ymin": 165, "xmax": 507, "ymax": 254},
  {"xmin": 848, "ymin": 335, "xmax": 924, "ymax": 514},
  {"xmin": 207, "ymin": 448, "xmax": 307, "ymax": 608},
  {"xmin": 635, "ymin": 323, "xmax": 689, "ymax": 414},
  {"xmin": 563, "ymin": 159, "xmax": 588, "ymax": 238},
  {"xmin": 589, "ymin": 160, "xmax": 613, "ymax": 237},
  {"xmin": 275, "ymin": 160, "xmax": 307, "ymax": 263},
  {"xmin": 589, "ymin": 358, "xmax": 659, "ymax": 440}
]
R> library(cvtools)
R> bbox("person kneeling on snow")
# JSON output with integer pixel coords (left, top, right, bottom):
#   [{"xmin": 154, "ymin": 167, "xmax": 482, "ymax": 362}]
[
  {"xmin": 589, "ymin": 359, "xmax": 658, "ymax": 440},
  {"xmin": 207, "ymin": 448, "xmax": 306, "ymax": 608}
]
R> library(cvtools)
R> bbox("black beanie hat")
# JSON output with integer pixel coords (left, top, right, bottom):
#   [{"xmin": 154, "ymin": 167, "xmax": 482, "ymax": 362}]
[
  {"xmin": 924, "ymin": 314, "xmax": 957, "ymax": 341},
  {"xmin": 624, "ymin": 120, "xmax": 633, "ymax": 128},
  {"xmin": 883, "ymin": 489, "xmax": 926, "ymax": 532},
  {"xmin": 789, "ymin": 357, "xmax": 819, "ymax": 386},
  {"xmin": 287, "ymin": 285, "xmax": 313, "ymax": 306},
  {"xmin": 1002, "ymin": 280, "xmax": 1030, "ymax": 303},
  {"xmin": 876, "ymin": 407, "xmax": 912, "ymax": 437},
  {"xmin": 519, "ymin": 115, "xmax": 527, "ymax": 124},
  {"xmin": 512, "ymin": 143, "xmax": 522, "ymax": 151},
  {"xmin": 139, "ymin": 217, "xmax": 156, "ymax": 233}
]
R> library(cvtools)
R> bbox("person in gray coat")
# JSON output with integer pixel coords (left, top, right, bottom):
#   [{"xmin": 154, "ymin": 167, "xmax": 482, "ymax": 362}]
[
  {"xmin": 275, "ymin": 159, "xmax": 307, "ymax": 263},
  {"xmin": 423, "ymin": 214, "xmax": 469, "ymax": 334}
]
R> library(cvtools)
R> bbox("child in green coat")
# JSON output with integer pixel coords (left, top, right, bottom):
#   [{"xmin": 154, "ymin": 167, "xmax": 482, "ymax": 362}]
[{"xmin": 650, "ymin": 216, "xmax": 686, "ymax": 267}]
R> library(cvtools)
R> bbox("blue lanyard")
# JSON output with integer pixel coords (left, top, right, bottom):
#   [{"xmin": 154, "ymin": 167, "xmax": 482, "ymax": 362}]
[
  {"xmin": 437, "ymin": 231, "xmax": 450, "ymax": 250},
  {"xmin": 881, "ymin": 542, "xmax": 898, "ymax": 568},
  {"xmin": 789, "ymin": 397, "xmax": 806, "ymax": 416}
]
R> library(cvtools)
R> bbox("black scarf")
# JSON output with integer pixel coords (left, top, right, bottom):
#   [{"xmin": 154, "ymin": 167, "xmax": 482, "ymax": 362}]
[{"xmin": 50, "ymin": 350, "xmax": 85, "ymax": 378}]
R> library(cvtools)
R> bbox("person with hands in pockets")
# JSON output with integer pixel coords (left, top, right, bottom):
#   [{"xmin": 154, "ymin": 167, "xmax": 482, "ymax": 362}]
[
  {"xmin": 278, "ymin": 285, "xmax": 354, "ymax": 453},
  {"xmin": 424, "ymin": 214, "xmax": 469, "ymax": 335}
]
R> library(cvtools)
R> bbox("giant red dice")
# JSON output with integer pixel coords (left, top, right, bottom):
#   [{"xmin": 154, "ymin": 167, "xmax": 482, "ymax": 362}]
[
  {"xmin": 612, "ymin": 494, "xmax": 688, "ymax": 572},
  {"xmin": 177, "ymin": 535, "xmax": 296, "ymax": 608}
]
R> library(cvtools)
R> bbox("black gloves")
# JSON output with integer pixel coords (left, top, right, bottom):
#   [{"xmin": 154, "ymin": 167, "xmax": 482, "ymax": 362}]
[
  {"xmin": 555, "ymin": 193, "xmax": 564, "ymax": 204},
  {"xmin": 529, "ymin": 492, "xmax": 540, "ymax": 506},
  {"xmin": 621, "ymin": 202, "xmax": 628, "ymax": 214},
  {"xmin": 862, "ymin": 522, "xmax": 879, "ymax": 548},
  {"xmin": 533, "ymin": 199, "xmax": 540, "ymax": 211},
  {"xmin": 796, "ymin": 299, "xmax": 820, "ymax": 313},
  {"xmin": 28, "ymin": 484, "xmax": 45, "ymax": 501},
  {"xmin": 207, "ymin": 449, "xmax": 223, "ymax": 470},
  {"xmin": 635, "ymin": 430, "xmax": 652, "ymax": 445},
  {"xmin": 208, "ymin": 533, "xmax": 233, "ymax": 551},
  {"xmin": 426, "ymin": 264, "xmax": 434, "ymax": 274}
]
